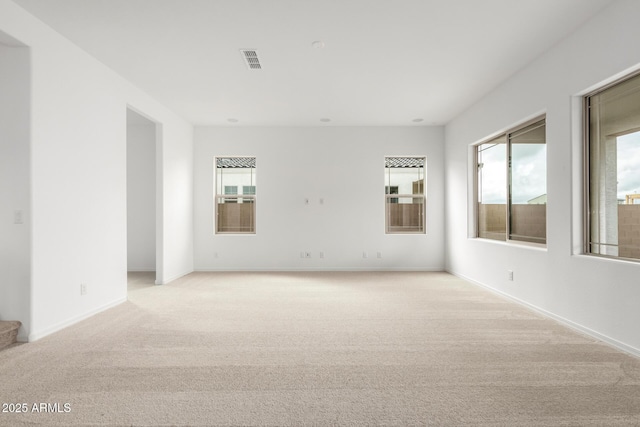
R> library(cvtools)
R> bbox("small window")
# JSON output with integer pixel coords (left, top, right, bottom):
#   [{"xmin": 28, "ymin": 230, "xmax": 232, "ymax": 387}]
[
  {"xmin": 586, "ymin": 72, "xmax": 640, "ymax": 260},
  {"xmin": 215, "ymin": 157, "xmax": 256, "ymax": 234},
  {"xmin": 385, "ymin": 157, "xmax": 426, "ymax": 234},
  {"xmin": 476, "ymin": 118, "xmax": 546, "ymax": 244}
]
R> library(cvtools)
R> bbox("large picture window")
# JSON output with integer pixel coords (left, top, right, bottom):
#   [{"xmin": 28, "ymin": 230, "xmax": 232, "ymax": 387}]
[
  {"xmin": 476, "ymin": 118, "xmax": 546, "ymax": 244},
  {"xmin": 215, "ymin": 157, "xmax": 256, "ymax": 234},
  {"xmin": 385, "ymin": 157, "xmax": 426, "ymax": 234},
  {"xmin": 586, "ymin": 72, "xmax": 640, "ymax": 260}
]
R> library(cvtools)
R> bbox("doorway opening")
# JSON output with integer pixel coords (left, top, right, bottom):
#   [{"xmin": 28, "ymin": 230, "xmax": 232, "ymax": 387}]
[
  {"xmin": 0, "ymin": 32, "xmax": 30, "ymax": 342},
  {"xmin": 126, "ymin": 107, "xmax": 160, "ymax": 289}
]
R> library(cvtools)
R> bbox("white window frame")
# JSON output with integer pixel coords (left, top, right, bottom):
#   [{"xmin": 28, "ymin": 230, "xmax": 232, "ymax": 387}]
[
  {"xmin": 214, "ymin": 156, "xmax": 256, "ymax": 235},
  {"xmin": 384, "ymin": 156, "xmax": 426, "ymax": 234}
]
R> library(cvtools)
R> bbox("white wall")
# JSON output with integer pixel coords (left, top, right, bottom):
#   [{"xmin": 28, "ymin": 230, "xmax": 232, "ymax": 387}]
[
  {"xmin": 0, "ymin": 0, "xmax": 194, "ymax": 341},
  {"xmin": 0, "ymin": 41, "xmax": 30, "ymax": 341},
  {"xmin": 127, "ymin": 121, "xmax": 156, "ymax": 272},
  {"xmin": 157, "ymin": 119, "xmax": 195, "ymax": 285},
  {"xmin": 445, "ymin": 0, "xmax": 640, "ymax": 355},
  {"xmin": 195, "ymin": 126, "xmax": 444, "ymax": 271}
]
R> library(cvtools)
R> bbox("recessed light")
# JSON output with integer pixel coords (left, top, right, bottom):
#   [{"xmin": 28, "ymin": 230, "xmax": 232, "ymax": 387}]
[
  {"xmin": 320, "ymin": 118, "xmax": 331, "ymax": 123},
  {"xmin": 227, "ymin": 118, "xmax": 239, "ymax": 123},
  {"xmin": 412, "ymin": 118, "xmax": 424, "ymax": 123},
  {"xmin": 312, "ymin": 40, "xmax": 325, "ymax": 49}
]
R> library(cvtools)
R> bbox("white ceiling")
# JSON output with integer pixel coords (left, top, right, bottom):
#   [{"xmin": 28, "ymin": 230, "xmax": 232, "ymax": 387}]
[{"xmin": 14, "ymin": 0, "xmax": 613, "ymax": 127}]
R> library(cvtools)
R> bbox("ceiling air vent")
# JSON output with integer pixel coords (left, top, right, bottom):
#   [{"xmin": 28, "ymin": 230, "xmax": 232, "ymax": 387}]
[{"xmin": 240, "ymin": 49, "xmax": 262, "ymax": 70}]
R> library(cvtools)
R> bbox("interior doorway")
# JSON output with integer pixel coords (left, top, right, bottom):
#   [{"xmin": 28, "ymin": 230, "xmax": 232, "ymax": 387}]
[
  {"xmin": 0, "ymin": 32, "xmax": 30, "ymax": 341},
  {"xmin": 126, "ymin": 107, "xmax": 159, "ymax": 286}
]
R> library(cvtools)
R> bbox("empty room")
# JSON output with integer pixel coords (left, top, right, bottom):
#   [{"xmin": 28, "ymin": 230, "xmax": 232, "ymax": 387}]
[{"xmin": 1, "ymin": 0, "xmax": 640, "ymax": 425}]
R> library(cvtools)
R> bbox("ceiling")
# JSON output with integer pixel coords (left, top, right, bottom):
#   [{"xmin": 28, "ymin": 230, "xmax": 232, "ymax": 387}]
[{"xmin": 14, "ymin": 0, "xmax": 613, "ymax": 127}]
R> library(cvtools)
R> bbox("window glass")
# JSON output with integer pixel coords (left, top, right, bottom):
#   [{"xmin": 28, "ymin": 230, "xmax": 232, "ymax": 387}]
[
  {"xmin": 477, "ymin": 135, "xmax": 507, "ymax": 241},
  {"xmin": 509, "ymin": 121, "xmax": 546, "ymax": 243},
  {"xmin": 587, "ymin": 72, "xmax": 640, "ymax": 259},
  {"xmin": 385, "ymin": 157, "xmax": 426, "ymax": 234},
  {"xmin": 215, "ymin": 157, "xmax": 256, "ymax": 233},
  {"xmin": 475, "ymin": 118, "xmax": 546, "ymax": 244}
]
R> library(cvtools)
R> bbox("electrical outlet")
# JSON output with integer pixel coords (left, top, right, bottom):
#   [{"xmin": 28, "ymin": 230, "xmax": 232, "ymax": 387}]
[
  {"xmin": 507, "ymin": 270, "xmax": 514, "ymax": 281},
  {"xmin": 80, "ymin": 283, "xmax": 87, "ymax": 295}
]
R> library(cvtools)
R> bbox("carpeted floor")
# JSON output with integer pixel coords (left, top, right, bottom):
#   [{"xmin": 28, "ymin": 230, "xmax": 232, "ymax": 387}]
[{"xmin": 1, "ymin": 271, "xmax": 639, "ymax": 426}]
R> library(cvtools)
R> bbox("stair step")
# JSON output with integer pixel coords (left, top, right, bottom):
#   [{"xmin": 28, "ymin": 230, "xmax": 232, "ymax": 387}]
[{"xmin": 0, "ymin": 321, "xmax": 21, "ymax": 350}]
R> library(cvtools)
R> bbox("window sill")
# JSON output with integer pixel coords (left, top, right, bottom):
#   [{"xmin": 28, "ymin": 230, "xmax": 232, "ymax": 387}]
[
  {"xmin": 215, "ymin": 232, "xmax": 256, "ymax": 236},
  {"xmin": 470, "ymin": 237, "xmax": 547, "ymax": 252},
  {"xmin": 573, "ymin": 253, "xmax": 640, "ymax": 265}
]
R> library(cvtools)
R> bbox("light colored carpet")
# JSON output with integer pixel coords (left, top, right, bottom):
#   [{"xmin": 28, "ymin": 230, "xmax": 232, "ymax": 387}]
[
  {"xmin": 0, "ymin": 321, "xmax": 21, "ymax": 350},
  {"xmin": 1, "ymin": 271, "xmax": 639, "ymax": 426}
]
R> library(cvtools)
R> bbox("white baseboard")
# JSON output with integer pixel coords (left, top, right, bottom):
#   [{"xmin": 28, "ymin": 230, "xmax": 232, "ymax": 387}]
[
  {"xmin": 194, "ymin": 267, "xmax": 445, "ymax": 273},
  {"xmin": 28, "ymin": 297, "xmax": 127, "ymax": 342},
  {"xmin": 448, "ymin": 270, "xmax": 640, "ymax": 359}
]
